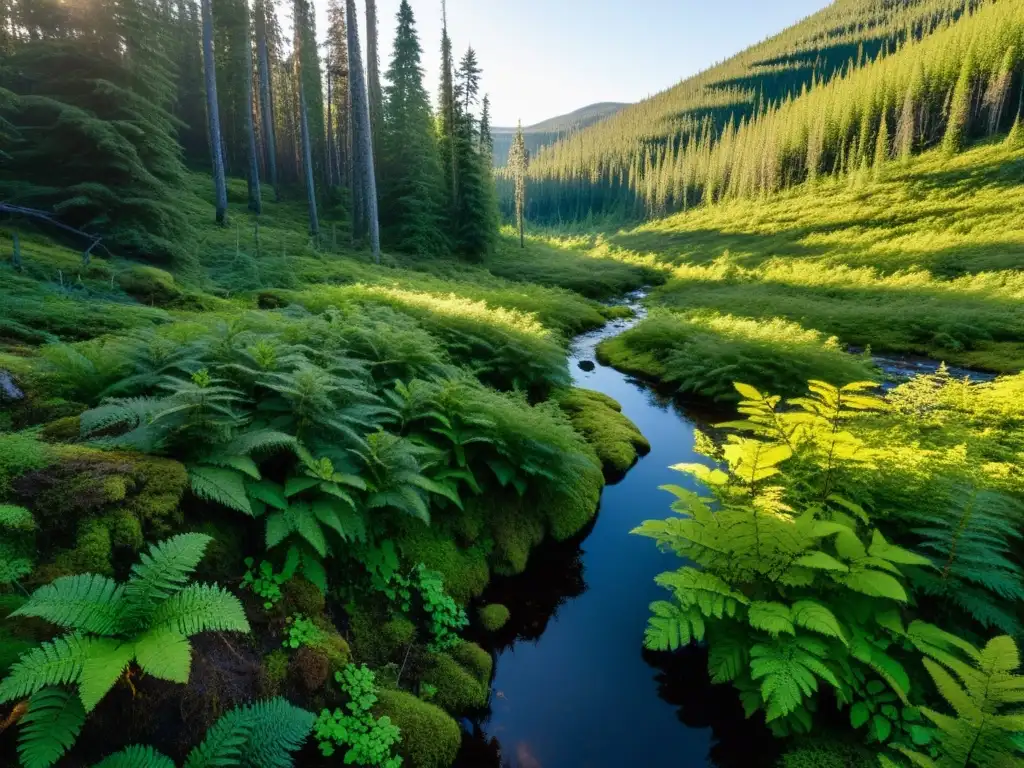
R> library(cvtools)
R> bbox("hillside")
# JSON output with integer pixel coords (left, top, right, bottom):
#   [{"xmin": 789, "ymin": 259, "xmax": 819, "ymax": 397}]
[
  {"xmin": 512, "ymin": 0, "xmax": 1022, "ymax": 222},
  {"xmin": 490, "ymin": 102, "xmax": 628, "ymax": 165}
]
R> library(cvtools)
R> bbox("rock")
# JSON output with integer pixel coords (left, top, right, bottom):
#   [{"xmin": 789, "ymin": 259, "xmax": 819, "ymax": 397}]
[
  {"xmin": 0, "ymin": 371, "xmax": 24, "ymax": 400},
  {"xmin": 578, "ymin": 360, "xmax": 596, "ymax": 372}
]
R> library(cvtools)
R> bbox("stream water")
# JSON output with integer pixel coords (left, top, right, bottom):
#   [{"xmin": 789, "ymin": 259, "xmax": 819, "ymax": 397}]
[{"xmin": 458, "ymin": 294, "xmax": 994, "ymax": 768}]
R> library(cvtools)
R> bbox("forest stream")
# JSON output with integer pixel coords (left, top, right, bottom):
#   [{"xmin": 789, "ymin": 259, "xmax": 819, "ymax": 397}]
[{"xmin": 456, "ymin": 293, "xmax": 995, "ymax": 768}]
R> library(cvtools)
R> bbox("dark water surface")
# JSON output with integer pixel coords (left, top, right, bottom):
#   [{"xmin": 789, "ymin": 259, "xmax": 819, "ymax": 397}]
[{"xmin": 460, "ymin": 295, "xmax": 775, "ymax": 768}]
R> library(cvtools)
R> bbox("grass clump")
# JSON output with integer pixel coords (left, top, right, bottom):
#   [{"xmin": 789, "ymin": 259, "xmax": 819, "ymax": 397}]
[
  {"xmin": 116, "ymin": 265, "xmax": 183, "ymax": 305},
  {"xmin": 478, "ymin": 604, "xmax": 510, "ymax": 632},
  {"xmin": 598, "ymin": 309, "xmax": 877, "ymax": 400},
  {"xmin": 557, "ymin": 388, "xmax": 650, "ymax": 475},
  {"xmin": 374, "ymin": 689, "xmax": 462, "ymax": 768}
]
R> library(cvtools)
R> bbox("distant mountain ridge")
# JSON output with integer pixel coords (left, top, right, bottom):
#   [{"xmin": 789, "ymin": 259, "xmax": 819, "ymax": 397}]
[{"xmin": 491, "ymin": 102, "xmax": 628, "ymax": 166}]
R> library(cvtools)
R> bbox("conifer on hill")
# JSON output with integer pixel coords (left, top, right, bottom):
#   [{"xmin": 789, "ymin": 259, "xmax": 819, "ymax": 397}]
[
  {"xmin": 380, "ymin": 0, "xmax": 448, "ymax": 256},
  {"xmin": 508, "ymin": 121, "xmax": 529, "ymax": 248}
]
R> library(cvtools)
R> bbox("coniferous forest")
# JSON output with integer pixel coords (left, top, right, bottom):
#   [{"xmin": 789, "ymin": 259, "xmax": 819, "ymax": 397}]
[{"xmin": 1, "ymin": 0, "xmax": 1023, "ymax": 767}]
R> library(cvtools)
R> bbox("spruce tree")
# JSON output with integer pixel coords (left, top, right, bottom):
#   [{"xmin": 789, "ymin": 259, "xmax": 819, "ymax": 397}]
[
  {"xmin": 438, "ymin": 0, "xmax": 458, "ymax": 208},
  {"xmin": 366, "ymin": 0, "xmax": 384, "ymax": 163},
  {"xmin": 479, "ymin": 94, "xmax": 494, "ymax": 158},
  {"xmin": 508, "ymin": 121, "xmax": 529, "ymax": 248},
  {"xmin": 254, "ymin": 0, "xmax": 278, "ymax": 200},
  {"xmin": 943, "ymin": 52, "xmax": 973, "ymax": 156},
  {"xmin": 380, "ymin": 0, "xmax": 447, "ymax": 256}
]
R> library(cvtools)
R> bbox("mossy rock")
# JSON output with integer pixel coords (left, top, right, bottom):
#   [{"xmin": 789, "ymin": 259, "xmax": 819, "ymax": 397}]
[
  {"xmin": 394, "ymin": 518, "xmax": 491, "ymax": 603},
  {"xmin": 350, "ymin": 605, "xmax": 417, "ymax": 668},
  {"xmin": 282, "ymin": 577, "xmax": 327, "ymax": 617},
  {"xmin": 450, "ymin": 642, "xmax": 493, "ymax": 685},
  {"xmin": 0, "ymin": 432, "xmax": 50, "ymax": 499},
  {"xmin": 556, "ymin": 387, "xmax": 650, "ymax": 475},
  {"xmin": 260, "ymin": 649, "xmax": 290, "ymax": 697},
  {"xmin": 38, "ymin": 414, "xmax": 81, "ymax": 443},
  {"xmin": 290, "ymin": 646, "xmax": 331, "ymax": 693},
  {"xmin": 117, "ymin": 265, "xmax": 183, "ymax": 306},
  {"xmin": 421, "ymin": 651, "xmax": 488, "ymax": 714},
  {"xmin": 478, "ymin": 604, "xmax": 510, "ymax": 632},
  {"xmin": 375, "ymin": 689, "xmax": 462, "ymax": 768}
]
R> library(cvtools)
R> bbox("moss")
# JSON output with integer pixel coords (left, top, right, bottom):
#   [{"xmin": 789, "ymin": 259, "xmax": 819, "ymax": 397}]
[
  {"xmin": 777, "ymin": 736, "xmax": 876, "ymax": 768},
  {"xmin": 316, "ymin": 630, "xmax": 352, "ymax": 673},
  {"xmin": 374, "ymin": 689, "xmax": 462, "ymax": 768},
  {"xmin": 350, "ymin": 605, "xmax": 417, "ymax": 668},
  {"xmin": 0, "ymin": 432, "xmax": 49, "ymax": 499},
  {"xmin": 117, "ymin": 265, "xmax": 183, "ymax": 306},
  {"xmin": 261, "ymin": 649, "xmax": 290, "ymax": 696},
  {"xmin": 38, "ymin": 415, "xmax": 81, "ymax": 443},
  {"xmin": 489, "ymin": 500, "xmax": 545, "ymax": 577},
  {"xmin": 556, "ymin": 387, "xmax": 650, "ymax": 475},
  {"xmin": 421, "ymin": 651, "xmax": 488, "ymax": 714},
  {"xmin": 478, "ymin": 604, "xmax": 510, "ymax": 632},
  {"xmin": 544, "ymin": 458, "xmax": 604, "ymax": 542},
  {"xmin": 395, "ymin": 519, "xmax": 491, "ymax": 603},
  {"xmin": 450, "ymin": 642, "xmax": 493, "ymax": 685},
  {"xmin": 50, "ymin": 517, "xmax": 113, "ymax": 576},
  {"xmin": 114, "ymin": 452, "xmax": 188, "ymax": 537},
  {"xmin": 282, "ymin": 577, "xmax": 326, "ymax": 617},
  {"xmin": 291, "ymin": 646, "xmax": 331, "ymax": 692},
  {"xmin": 190, "ymin": 519, "xmax": 245, "ymax": 584},
  {"xmin": 106, "ymin": 508, "xmax": 143, "ymax": 550}
]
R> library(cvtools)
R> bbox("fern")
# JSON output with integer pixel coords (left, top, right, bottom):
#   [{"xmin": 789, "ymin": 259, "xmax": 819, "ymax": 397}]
[
  {"xmin": 0, "ymin": 504, "xmax": 35, "ymax": 586},
  {"xmin": 895, "ymin": 635, "xmax": 1024, "ymax": 768},
  {"xmin": 907, "ymin": 485, "xmax": 1024, "ymax": 635},
  {"xmin": 184, "ymin": 698, "xmax": 315, "ymax": 768},
  {"xmin": 17, "ymin": 687, "xmax": 86, "ymax": 768},
  {"xmin": 0, "ymin": 533, "xmax": 249, "ymax": 748},
  {"xmin": 92, "ymin": 746, "xmax": 177, "ymax": 768},
  {"xmin": 749, "ymin": 635, "xmax": 841, "ymax": 722}
]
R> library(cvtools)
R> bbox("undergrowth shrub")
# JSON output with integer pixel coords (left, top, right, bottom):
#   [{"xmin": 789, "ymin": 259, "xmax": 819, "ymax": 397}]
[{"xmin": 598, "ymin": 309, "xmax": 877, "ymax": 400}]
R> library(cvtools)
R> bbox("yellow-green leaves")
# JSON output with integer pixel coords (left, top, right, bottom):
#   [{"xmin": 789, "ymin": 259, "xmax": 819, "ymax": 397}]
[{"xmin": 643, "ymin": 600, "xmax": 705, "ymax": 651}]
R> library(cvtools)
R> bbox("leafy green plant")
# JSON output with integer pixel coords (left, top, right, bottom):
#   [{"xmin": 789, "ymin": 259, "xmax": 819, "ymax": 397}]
[
  {"xmin": 0, "ymin": 534, "xmax": 250, "ymax": 768},
  {"xmin": 634, "ymin": 380, "xmax": 936, "ymax": 736},
  {"xmin": 241, "ymin": 557, "xmax": 288, "ymax": 610},
  {"xmin": 415, "ymin": 565, "xmax": 468, "ymax": 653},
  {"xmin": 314, "ymin": 664, "xmax": 402, "ymax": 767},
  {"xmin": 90, "ymin": 697, "xmax": 314, "ymax": 768},
  {"xmin": 282, "ymin": 614, "xmax": 324, "ymax": 650},
  {"xmin": 885, "ymin": 633, "xmax": 1024, "ymax": 768},
  {"xmin": 0, "ymin": 504, "xmax": 35, "ymax": 587},
  {"xmin": 906, "ymin": 485, "xmax": 1024, "ymax": 636}
]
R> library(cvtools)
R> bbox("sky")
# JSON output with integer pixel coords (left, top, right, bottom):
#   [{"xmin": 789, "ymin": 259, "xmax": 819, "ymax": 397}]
[{"xmin": 318, "ymin": 0, "xmax": 833, "ymax": 127}]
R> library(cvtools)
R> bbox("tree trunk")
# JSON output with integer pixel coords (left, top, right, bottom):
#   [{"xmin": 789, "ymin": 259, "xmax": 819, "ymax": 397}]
[
  {"xmin": 365, "ymin": 0, "xmax": 382, "ymax": 162},
  {"xmin": 326, "ymin": 63, "xmax": 336, "ymax": 188},
  {"xmin": 256, "ymin": 14, "xmax": 278, "ymax": 201},
  {"xmin": 201, "ymin": 0, "xmax": 228, "ymax": 224},
  {"xmin": 243, "ymin": 0, "xmax": 261, "ymax": 213},
  {"xmin": 346, "ymin": 0, "xmax": 379, "ymax": 262},
  {"xmin": 299, "ymin": 80, "xmax": 320, "ymax": 237}
]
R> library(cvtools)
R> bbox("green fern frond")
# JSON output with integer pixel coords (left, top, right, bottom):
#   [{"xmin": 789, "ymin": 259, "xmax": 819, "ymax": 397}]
[
  {"xmin": 0, "ymin": 634, "xmax": 95, "ymax": 704},
  {"xmin": 124, "ymin": 533, "xmax": 212, "ymax": 609},
  {"xmin": 149, "ymin": 583, "xmax": 249, "ymax": 638},
  {"xmin": 750, "ymin": 635, "xmax": 840, "ymax": 722},
  {"xmin": 133, "ymin": 627, "xmax": 191, "ymax": 683},
  {"xmin": 643, "ymin": 600, "xmax": 705, "ymax": 651},
  {"xmin": 791, "ymin": 600, "xmax": 846, "ymax": 643},
  {"xmin": 17, "ymin": 687, "xmax": 86, "ymax": 768},
  {"xmin": 655, "ymin": 568, "xmax": 750, "ymax": 618},
  {"xmin": 11, "ymin": 574, "xmax": 125, "ymax": 635},
  {"xmin": 0, "ymin": 540, "xmax": 34, "ymax": 585},
  {"xmin": 748, "ymin": 602, "xmax": 796, "ymax": 637},
  {"xmin": 188, "ymin": 467, "xmax": 253, "ymax": 516},
  {"xmin": 219, "ymin": 429, "xmax": 298, "ymax": 457},
  {"xmin": 92, "ymin": 745, "xmax": 177, "ymax": 768},
  {"xmin": 184, "ymin": 697, "xmax": 315, "ymax": 768},
  {"xmin": 78, "ymin": 639, "xmax": 134, "ymax": 711}
]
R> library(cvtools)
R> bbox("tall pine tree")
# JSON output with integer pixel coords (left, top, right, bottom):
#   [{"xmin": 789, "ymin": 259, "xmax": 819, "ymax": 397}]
[
  {"xmin": 347, "ymin": 0, "xmax": 380, "ymax": 261},
  {"xmin": 380, "ymin": 0, "xmax": 447, "ymax": 256},
  {"xmin": 508, "ymin": 121, "xmax": 529, "ymax": 248}
]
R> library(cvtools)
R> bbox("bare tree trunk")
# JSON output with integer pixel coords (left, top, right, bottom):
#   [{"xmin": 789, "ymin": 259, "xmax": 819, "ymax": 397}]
[
  {"xmin": 326, "ymin": 63, "xmax": 335, "ymax": 188},
  {"xmin": 299, "ymin": 81, "xmax": 320, "ymax": 237},
  {"xmin": 242, "ymin": 0, "xmax": 262, "ymax": 213},
  {"xmin": 365, "ymin": 0, "xmax": 382, "ymax": 162},
  {"xmin": 346, "ymin": 0, "xmax": 379, "ymax": 262},
  {"xmin": 201, "ymin": 0, "xmax": 228, "ymax": 224},
  {"xmin": 256, "ymin": 12, "xmax": 278, "ymax": 202}
]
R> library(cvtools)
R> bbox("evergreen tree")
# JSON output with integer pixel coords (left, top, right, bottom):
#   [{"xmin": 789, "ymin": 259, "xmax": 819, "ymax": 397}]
[
  {"xmin": 294, "ymin": 0, "xmax": 321, "ymax": 235},
  {"xmin": 479, "ymin": 94, "xmax": 494, "ymax": 158},
  {"xmin": 438, "ymin": 0, "xmax": 457, "ymax": 208},
  {"xmin": 508, "ymin": 121, "xmax": 529, "ymax": 248},
  {"xmin": 174, "ymin": 0, "xmax": 209, "ymax": 166},
  {"xmin": 380, "ymin": 0, "xmax": 447, "ymax": 256},
  {"xmin": 943, "ymin": 52, "xmax": 973, "ymax": 156},
  {"xmin": 202, "ymin": 0, "xmax": 229, "ymax": 223}
]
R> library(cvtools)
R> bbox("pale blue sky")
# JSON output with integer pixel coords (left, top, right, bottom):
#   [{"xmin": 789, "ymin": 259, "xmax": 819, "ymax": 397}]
[{"xmin": 318, "ymin": 0, "xmax": 833, "ymax": 127}]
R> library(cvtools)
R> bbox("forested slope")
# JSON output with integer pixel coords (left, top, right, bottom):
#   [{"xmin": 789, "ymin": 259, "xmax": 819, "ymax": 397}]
[{"xmin": 507, "ymin": 0, "xmax": 1024, "ymax": 223}]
